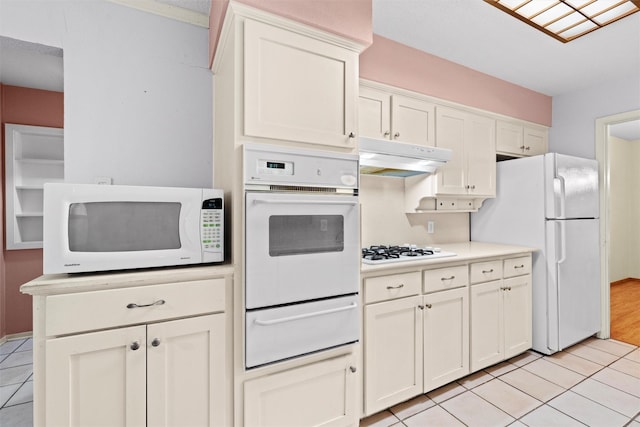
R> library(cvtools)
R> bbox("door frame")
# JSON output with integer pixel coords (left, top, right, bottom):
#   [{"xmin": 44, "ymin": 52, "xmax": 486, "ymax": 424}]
[{"xmin": 594, "ymin": 109, "xmax": 640, "ymax": 339}]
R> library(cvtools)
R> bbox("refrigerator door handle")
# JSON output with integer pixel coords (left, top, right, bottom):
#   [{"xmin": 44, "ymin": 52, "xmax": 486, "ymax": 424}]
[
  {"xmin": 553, "ymin": 176, "xmax": 566, "ymax": 218},
  {"xmin": 556, "ymin": 221, "xmax": 567, "ymax": 264}
]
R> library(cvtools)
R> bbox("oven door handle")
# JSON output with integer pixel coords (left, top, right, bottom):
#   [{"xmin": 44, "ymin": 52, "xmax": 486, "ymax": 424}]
[
  {"xmin": 253, "ymin": 302, "xmax": 358, "ymax": 326},
  {"xmin": 252, "ymin": 199, "xmax": 357, "ymax": 207}
]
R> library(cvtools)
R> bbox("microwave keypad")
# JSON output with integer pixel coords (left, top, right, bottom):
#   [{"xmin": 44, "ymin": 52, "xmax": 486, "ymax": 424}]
[{"xmin": 202, "ymin": 209, "xmax": 222, "ymax": 251}]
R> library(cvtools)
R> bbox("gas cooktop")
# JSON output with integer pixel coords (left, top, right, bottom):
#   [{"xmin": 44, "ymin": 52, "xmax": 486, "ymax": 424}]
[{"xmin": 362, "ymin": 245, "xmax": 456, "ymax": 265}]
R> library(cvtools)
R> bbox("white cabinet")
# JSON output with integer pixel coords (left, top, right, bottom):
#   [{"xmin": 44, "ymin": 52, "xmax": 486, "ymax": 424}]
[
  {"xmin": 243, "ymin": 18, "xmax": 359, "ymax": 149},
  {"xmin": 4, "ymin": 123, "xmax": 63, "ymax": 249},
  {"xmin": 21, "ymin": 268, "xmax": 232, "ymax": 427},
  {"xmin": 470, "ymin": 256, "xmax": 532, "ymax": 372},
  {"xmin": 244, "ymin": 353, "xmax": 358, "ymax": 427},
  {"xmin": 358, "ymin": 86, "xmax": 436, "ymax": 146},
  {"xmin": 496, "ymin": 120, "xmax": 548, "ymax": 158},
  {"xmin": 364, "ymin": 295, "xmax": 423, "ymax": 414},
  {"xmin": 423, "ymin": 286, "xmax": 469, "ymax": 391},
  {"xmin": 46, "ymin": 315, "xmax": 224, "ymax": 426},
  {"xmin": 404, "ymin": 106, "xmax": 495, "ymax": 212}
]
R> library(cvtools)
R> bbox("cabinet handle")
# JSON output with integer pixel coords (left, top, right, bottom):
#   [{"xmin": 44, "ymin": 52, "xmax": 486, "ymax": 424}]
[
  {"xmin": 126, "ymin": 299, "xmax": 165, "ymax": 309},
  {"xmin": 470, "ymin": 185, "xmax": 476, "ymax": 190},
  {"xmin": 386, "ymin": 284, "xmax": 404, "ymax": 290},
  {"xmin": 418, "ymin": 305, "xmax": 424, "ymax": 310},
  {"xmin": 525, "ymin": 146, "xmax": 531, "ymax": 151},
  {"xmin": 466, "ymin": 185, "xmax": 470, "ymax": 189},
  {"xmin": 520, "ymin": 145, "xmax": 526, "ymax": 150},
  {"xmin": 441, "ymin": 276, "xmax": 455, "ymax": 281},
  {"xmin": 501, "ymin": 286, "xmax": 512, "ymax": 291},
  {"xmin": 348, "ymin": 132, "xmax": 356, "ymax": 139},
  {"xmin": 425, "ymin": 303, "xmax": 433, "ymax": 309},
  {"xmin": 383, "ymin": 131, "xmax": 390, "ymax": 137},
  {"xmin": 130, "ymin": 341, "xmax": 140, "ymax": 351},
  {"xmin": 514, "ymin": 264, "xmax": 525, "ymax": 269},
  {"xmin": 349, "ymin": 366, "xmax": 357, "ymax": 373},
  {"xmin": 151, "ymin": 338, "xmax": 161, "ymax": 347},
  {"xmin": 393, "ymin": 132, "xmax": 400, "ymax": 139},
  {"xmin": 482, "ymin": 269, "xmax": 494, "ymax": 274}
]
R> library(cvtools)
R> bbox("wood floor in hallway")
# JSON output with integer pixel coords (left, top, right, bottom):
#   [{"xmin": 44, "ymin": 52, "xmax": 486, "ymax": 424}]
[{"xmin": 610, "ymin": 278, "xmax": 640, "ymax": 347}]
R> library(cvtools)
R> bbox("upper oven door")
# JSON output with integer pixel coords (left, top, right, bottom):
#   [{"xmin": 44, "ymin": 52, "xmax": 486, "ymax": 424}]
[{"xmin": 245, "ymin": 191, "xmax": 359, "ymax": 309}]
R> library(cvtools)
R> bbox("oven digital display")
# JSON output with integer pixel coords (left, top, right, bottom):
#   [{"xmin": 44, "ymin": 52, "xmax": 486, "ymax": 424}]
[{"xmin": 267, "ymin": 162, "xmax": 285, "ymax": 169}]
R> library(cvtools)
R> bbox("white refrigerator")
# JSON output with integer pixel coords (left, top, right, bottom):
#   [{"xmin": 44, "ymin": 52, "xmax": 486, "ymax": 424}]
[{"xmin": 471, "ymin": 153, "xmax": 600, "ymax": 355}]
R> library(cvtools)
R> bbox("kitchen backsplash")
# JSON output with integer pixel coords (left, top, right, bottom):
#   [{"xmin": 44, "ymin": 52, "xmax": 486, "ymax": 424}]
[{"xmin": 360, "ymin": 175, "xmax": 469, "ymax": 247}]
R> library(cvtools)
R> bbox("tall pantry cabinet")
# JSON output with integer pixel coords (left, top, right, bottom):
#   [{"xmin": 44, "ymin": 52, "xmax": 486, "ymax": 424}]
[{"xmin": 211, "ymin": 3, "xmax": 365, "ymax": 426}]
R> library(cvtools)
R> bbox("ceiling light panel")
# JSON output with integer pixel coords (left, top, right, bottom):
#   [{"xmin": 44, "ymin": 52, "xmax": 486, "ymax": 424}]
[{"xmin": 485, "ymin": 0, "xmax": 640, "ymax": 42}]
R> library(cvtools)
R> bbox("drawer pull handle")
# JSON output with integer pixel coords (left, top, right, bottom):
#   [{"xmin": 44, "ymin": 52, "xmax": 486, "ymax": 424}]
[
  {"xmin": 386, "ymin": 284, "xmax": 405, "ymax": 290},
  {"xmin": 126, "ymin": 299, "xmax": 165, "ymax": 309},
  {"xmin": 501, "ymin": 286, "xmax": 512, "ymax": 291},
  {"xmin": 514, "ymin": 265, "xmax": 525, "ymax": 269},
  {"xmin": 254, "ymin": 302, "xmax": 357, "ymax": 326},
  {"xmin": 425, "ymin": 303, "xmax": 433, "ymax": 309},
  {"xmin": 349, "ymin": 366, "xmax": 357, "ymax": 373},
  {"xmin": 151, "ymin": 338, "xmax": 161, "ymax": 347},
  {"xmin": 482, "ymin": 269, "xmax": 494, "ymax": 274},
  {"xmin": 441, "ymin": 276, "xmax": 455, "ymax": 281},
  {"xmin": 130, "ymin": 341, "xmax": 140, "ymax": 351}
]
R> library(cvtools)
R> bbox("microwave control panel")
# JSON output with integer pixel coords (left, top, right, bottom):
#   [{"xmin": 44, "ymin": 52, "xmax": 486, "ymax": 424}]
[{"xmin": 201, "ymin": 197, "xmax": 224, "ymax": 262}]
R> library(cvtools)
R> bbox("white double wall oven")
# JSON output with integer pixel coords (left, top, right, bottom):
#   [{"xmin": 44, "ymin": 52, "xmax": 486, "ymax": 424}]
[{"xmin": 243, "ymin": 144, "xmax": 360, "ymax": 368}]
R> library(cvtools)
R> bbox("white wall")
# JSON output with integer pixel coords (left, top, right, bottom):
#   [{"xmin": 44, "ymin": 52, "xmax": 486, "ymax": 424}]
[
  {"xmin": 0, "ymin": 0, "xmax": 213, "ymax": 188},
  {"xmin": 608, "ymin": 136, "xmax": 640, "ymax": 282},
  {"xmin": 550, "ymin": 73, "xmax": 640, "ymax": 158}
]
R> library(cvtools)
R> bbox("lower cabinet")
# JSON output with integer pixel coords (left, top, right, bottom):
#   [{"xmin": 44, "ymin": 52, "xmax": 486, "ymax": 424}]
[
  {"xmin": 243, "ymin": 353, "xmax": 358, "ymax": 427},
  {"xmin": 46, "ymin": 315, "xmax": 225, "ymax": 426}
]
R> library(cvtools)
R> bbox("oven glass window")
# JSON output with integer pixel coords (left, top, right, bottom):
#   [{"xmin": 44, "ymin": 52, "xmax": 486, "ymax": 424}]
[
  {"xmin": 68, "ymin": 202, "xmax": 182, "ymax": 252},
  {"xmin": 269, "ymin": 215, "xmax": 344, "ymax": 256}
]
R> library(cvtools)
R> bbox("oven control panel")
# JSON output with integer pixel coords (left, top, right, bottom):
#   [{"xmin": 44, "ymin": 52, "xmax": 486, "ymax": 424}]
[{"xmin": 256, "ymin": 160, "xmax": 294, "ymax": 176}]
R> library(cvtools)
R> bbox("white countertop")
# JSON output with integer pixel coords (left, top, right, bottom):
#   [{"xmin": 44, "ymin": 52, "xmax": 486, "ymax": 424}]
[
  {"xmin": 21, "ymin": 264, "xmax": 235, "ymax": 296},
  {"xmin": 361, "ymin": 241, "xmax": 536, "ymax": 274}
]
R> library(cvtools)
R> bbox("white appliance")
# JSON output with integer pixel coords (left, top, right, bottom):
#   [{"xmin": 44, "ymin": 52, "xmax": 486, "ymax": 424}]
[
  {"xmin": 244, "ymin": 143, "xmax": 359, "ymax": 368},
  {"xmin": 359, "ymin": 136, "xmax": 452, "ymax": 177},
  {"xmin": 471, "ymin": 153, "xmax": 600, "ymax": 355},
  {"xmin": 362, "ymin": 245, "xmax": 456, "ymax": 265},
  {"xmin": 43, "ymin": 183, "xmax": 223, "ymax": 274}
]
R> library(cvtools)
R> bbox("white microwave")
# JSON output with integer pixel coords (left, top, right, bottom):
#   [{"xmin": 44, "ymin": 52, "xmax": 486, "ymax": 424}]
[{"xmin": 43, "ymin": 183, "xmax": 224, "ymax": 274}]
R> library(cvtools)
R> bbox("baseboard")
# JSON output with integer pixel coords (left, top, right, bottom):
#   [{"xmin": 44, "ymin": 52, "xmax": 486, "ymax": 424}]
[
  {"xmin": 610, "ymin": 277, "xmax": 640, "ymax": 286},
  {"xmin": 0, "ymin": 331, "xmax": 33, "ymax": 344}
]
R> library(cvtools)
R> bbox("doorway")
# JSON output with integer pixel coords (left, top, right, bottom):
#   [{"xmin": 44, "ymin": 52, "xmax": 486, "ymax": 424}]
[{"xmin": 595, "ymin": 109, "xmax": 640, "ymax": 344}]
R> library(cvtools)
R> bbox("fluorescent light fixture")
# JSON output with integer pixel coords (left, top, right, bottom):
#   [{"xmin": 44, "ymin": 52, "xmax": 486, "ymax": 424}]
[{"xmin": 484, "ymin": 0, "xmax": 640, "ymax": 42}]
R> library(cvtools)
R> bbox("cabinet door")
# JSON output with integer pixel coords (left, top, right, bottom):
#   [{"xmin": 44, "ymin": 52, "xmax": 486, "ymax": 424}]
[
  {"xmin": 244, "ymin": 353, "xmax": 357, "ymax": 427},
  {"xmin": 503, "ymin": 276, "xmax": 532, "ymax": 359},
  {"xmin": 358, "ymin": 87, "xmax": 391, "ymax": 139},
  {"xmin": 523, "ymin": 126, "xmax": 548, "ymax": 156},
  {"xmin": 244, "ymin": 19, "xmax": 357, "ymax": 148},
  {"xmin": 434, "ymin": 106, "xmax": 467, "ymax": 195},
  {"xmin": 470, "ymin": 280, "xmax": 504, "ymax": 372},
  {"xmin": 423, "ymin": 287, "xmax": 469, "ymax": 392},
  {"xmin": 391, "ymin": 95, "xmax": 436, "ymax": 146},
  {"xmin": 465, "ymin": 113, "xmax": 496, "ymax": 197},
  {"xmin": 364, "ymin": 296, "xmax": 422, "ymax": 415},
  {"xmin": 496, "ymin": 120, "xmax": 523, "ymax": 156},
  {"xmin": 46, "ymin": 326, "xmax": 147, "ymax": 426},
  {"xmin": 147, "ymin": 314, "xmax": 226, "ymax": 427}
]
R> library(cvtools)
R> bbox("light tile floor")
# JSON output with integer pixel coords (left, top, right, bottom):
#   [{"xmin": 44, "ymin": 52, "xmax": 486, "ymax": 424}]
[
  {"xmin": 1, "ymin": 336, "xmax": 638, "ymax": 426},
  {"xmin": 361, "ymin": 337, "xmax": 640, "ymax": 427}
]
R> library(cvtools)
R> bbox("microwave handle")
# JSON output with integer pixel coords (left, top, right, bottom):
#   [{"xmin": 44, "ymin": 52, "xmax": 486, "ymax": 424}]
[
  {"xmin": 253, "ymin": 302, "xmax": 357, "ymax": 326},
  {"xmin": 252, "ymin": 199, "xmax": 357, "ymax": 207}
]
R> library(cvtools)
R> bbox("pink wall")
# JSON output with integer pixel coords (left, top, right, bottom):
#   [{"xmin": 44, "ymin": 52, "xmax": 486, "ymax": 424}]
[
  {"xmin": 1, "ymin": 84, "xmax": 64, "ymax": 338},
  {"xmin": 209, "ymin": 0, "xmax": 373, "ymax": 67},
  {"xmin": 360, "ymin": 35, "xmax": 552, "ymax": 126}
]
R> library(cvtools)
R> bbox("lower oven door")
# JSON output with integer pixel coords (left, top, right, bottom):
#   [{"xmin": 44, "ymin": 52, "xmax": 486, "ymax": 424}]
[
  {"xmin": 246, "ymin": 294, "xmax": 359, "ymax": 368},
  {"xmin": 245, "ymin": 191, "xmax": 359, "ymax": 309}
]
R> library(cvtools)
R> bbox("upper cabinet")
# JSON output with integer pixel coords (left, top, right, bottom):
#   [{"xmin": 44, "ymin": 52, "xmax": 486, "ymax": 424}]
[
  {"xmin": 242, "ymin": 18, "xmax": 360, "ymax": 149},
  {"xmin": 359, "ymin": 86, "xmax": 435, "ymax": 146},
  {"xmin": 496, "ymin": 120, "xmax": 548, "ymax": 158},
  {"xmin": 4, "ymin": 124, "xmax": 64, "ymax": 250}
]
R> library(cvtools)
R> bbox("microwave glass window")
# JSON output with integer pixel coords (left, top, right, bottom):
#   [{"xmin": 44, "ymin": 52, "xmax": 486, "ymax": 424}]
[
  {"xmin": 269, "ymin": 215, "xmax": 344, "ymax": 257},
  {"xmin": 68, "ymin": 202, "xmax": 182, "ymax": 252}
]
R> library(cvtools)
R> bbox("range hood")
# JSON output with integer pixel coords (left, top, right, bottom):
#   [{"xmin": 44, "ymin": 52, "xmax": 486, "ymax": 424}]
[{"xmin": 359, "ymin": 137, "xmax": 452, "ymax": 177}]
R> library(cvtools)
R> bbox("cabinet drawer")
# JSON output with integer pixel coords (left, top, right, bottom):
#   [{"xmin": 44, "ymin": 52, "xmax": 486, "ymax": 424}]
[
  {"xmin": 365, "ymin": 272, "xmax": 421, "ymax": 304},
  {"xmin": 423, "ymin": 265, "xmax": 469, "ymax": 293},
  {"xmin": 46, "ymin": 279, "xmax": 225, "ymax": 336},
  {"xmin": 470, "ymin": 261, "xmax": 503, "ymax": 284},
  {"xmin": 504, "ymin": 256, "xmax": 532, "ymax": 278}
]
